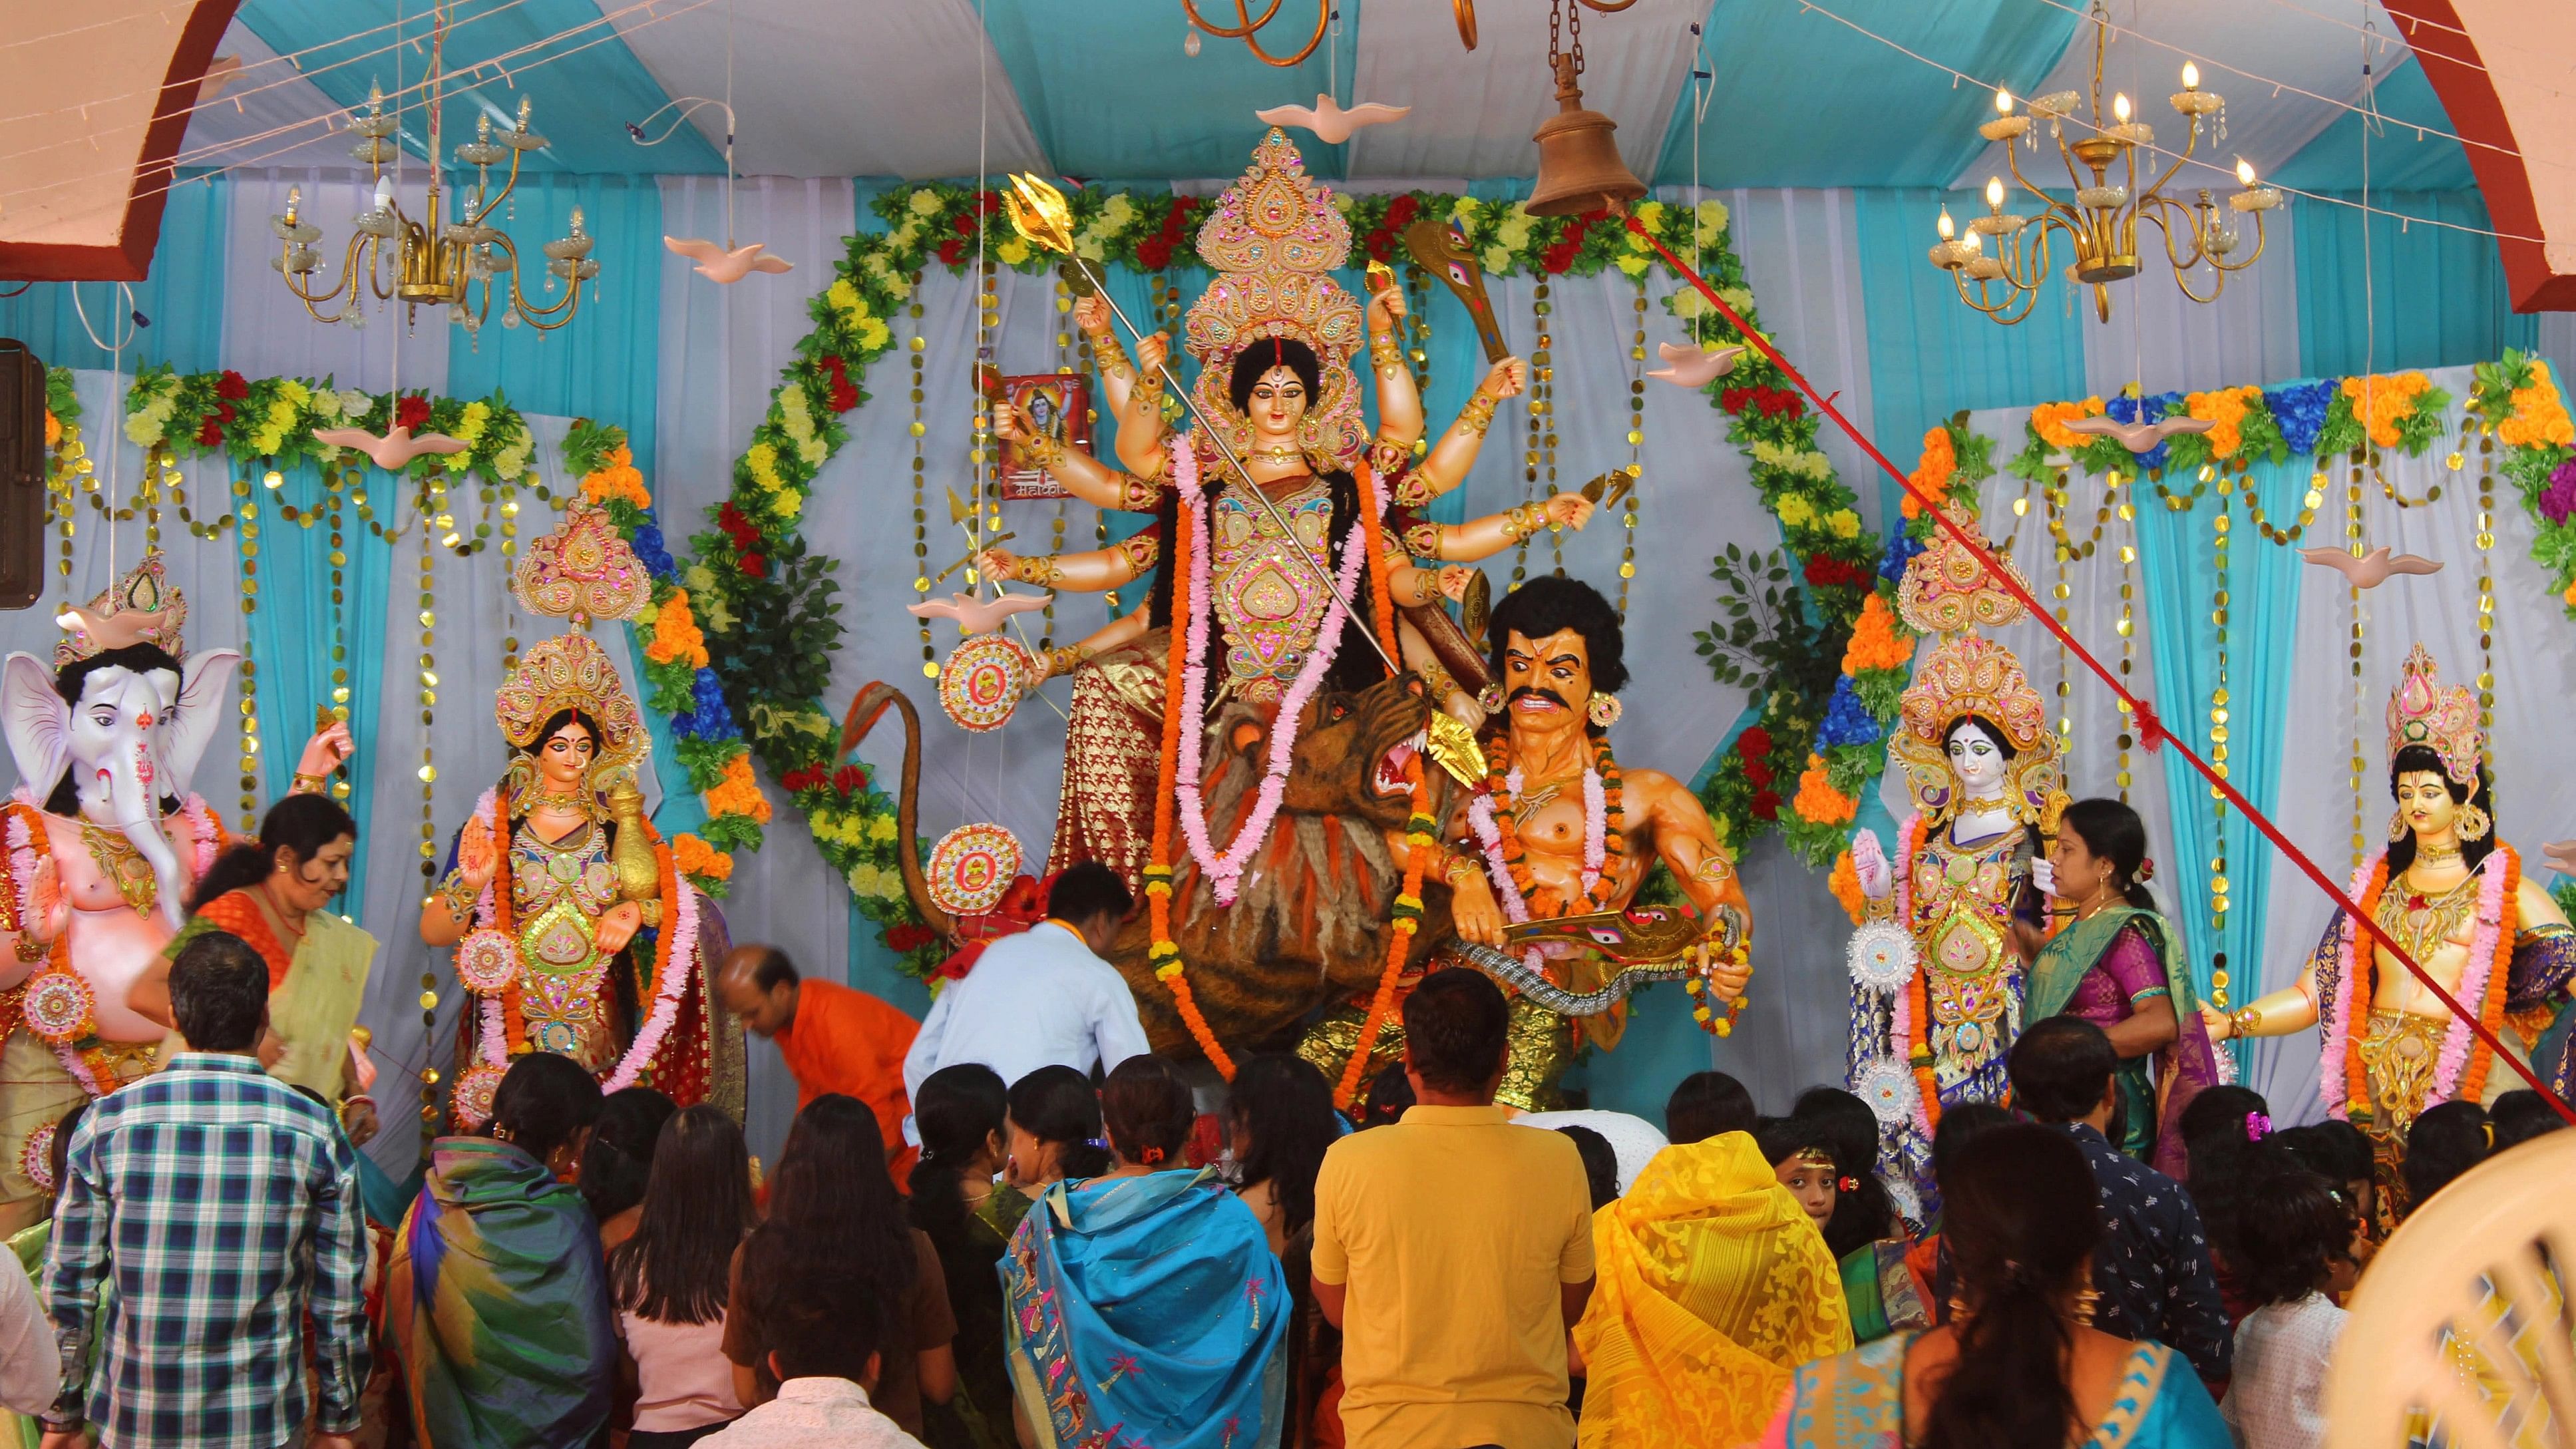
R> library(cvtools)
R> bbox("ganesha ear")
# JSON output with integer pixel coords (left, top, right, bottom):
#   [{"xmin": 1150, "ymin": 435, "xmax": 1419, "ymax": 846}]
[
  {"xmin": 162, "ymin": 648, "xmax": 245, "ymax": 797},
  {"xmin": 1, "ymin": 653, "xmax": 70, "ymax": 799}
]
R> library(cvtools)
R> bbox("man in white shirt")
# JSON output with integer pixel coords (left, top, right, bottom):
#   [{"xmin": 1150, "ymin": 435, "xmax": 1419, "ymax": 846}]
[
  {"xmin": 900, "ymin": 863, "xmax": 1150, "ymax": 1106},
  {"xmin": 703, "ymin": 1243, "xmax": 924, "ymax": 1449}
]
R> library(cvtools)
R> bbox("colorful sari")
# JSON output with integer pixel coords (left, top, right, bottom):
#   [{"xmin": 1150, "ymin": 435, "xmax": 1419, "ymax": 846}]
[
  {"xmin": 396, "ymin": 1136, "xmax": 616, "ymax": 1449},
  {"xmin": 1761, "ymin": 1332, "xmax": 2233, "ymax": 1448},
  {"xmin": 923, "ymin": 1185, "xmax": 1031, "ymax": 1449},
  {"xmin": 1570, "ymin": 1136, "xmax": 1854, "ymax": 1448},
  {"xmin": 166, "ymin": 887, "xmax": 377, "ymax": 1105},
  {"xmin": 2026, "ymin": 907, "xmax": 2218, "ymax": 1177},
  {"xmin": 1002, "ymin": 1168, "xmax": 1287, "ymax": 1449},
  {"xmin": 1838, "ymin": 1239, "xmax": 1931, "ymax": 1346}
]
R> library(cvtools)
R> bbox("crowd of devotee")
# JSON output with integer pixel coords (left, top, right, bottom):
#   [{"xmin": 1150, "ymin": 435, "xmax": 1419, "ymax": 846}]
[{"xmin": 0, "ymin": 835, "xmax": 2559, "ymax": 1449}]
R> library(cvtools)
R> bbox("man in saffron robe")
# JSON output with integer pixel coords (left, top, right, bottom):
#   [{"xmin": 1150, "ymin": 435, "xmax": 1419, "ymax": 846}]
[{"xmin": 715, "ymin": 944, "xmax": 920, "ymax": 1184}]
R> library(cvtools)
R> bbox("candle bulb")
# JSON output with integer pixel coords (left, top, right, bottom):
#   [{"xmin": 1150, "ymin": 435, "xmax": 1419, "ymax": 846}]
[
  {"xmin": 2182, "ymin": 61, "xmax": 2200, "ymax": 91},
  {"xmin": 1936, "ymin": 207, "xmax": 1956, "ymax": 241},
  {"xmin": 2114, "ymin": 92, "xmax": 2133, "ymax": 123},
  {"xmin": 1986, "ymin": 176, "xmax": 2005, "ymax": 210},
  {"xmin": 2235, "ymin": 156, "xmax": 2257, "ymax": 186},
  {"xmin": 1994, "ymin": 86, "xmax": 2014, "ymax": 114}
]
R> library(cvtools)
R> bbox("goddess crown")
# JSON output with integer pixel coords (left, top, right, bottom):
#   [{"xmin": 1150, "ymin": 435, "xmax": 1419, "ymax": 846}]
[
  {"xmin": 1888, "ymin": 633, "xmax": 2062, "ymax": 823},
  {"xmin": 512, "ymin": 503, "xmax": 652, "ymax": 627},
  {"xmin": 495, "ymin": 630, "xmax": 642, "ymax": 769},
  {"xmin": 54, "ymin": 555, "xmax": 187, "ymax": 668},
  {"xmin": 2386, "ymin": 642, "xmax": 2481, "ymax": 787}
]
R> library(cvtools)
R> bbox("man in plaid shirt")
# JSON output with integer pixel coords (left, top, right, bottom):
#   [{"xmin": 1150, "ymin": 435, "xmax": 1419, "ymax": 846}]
[{"xmin": 41, "ymin": 931, "xmax": 370, "ymax": 1449}]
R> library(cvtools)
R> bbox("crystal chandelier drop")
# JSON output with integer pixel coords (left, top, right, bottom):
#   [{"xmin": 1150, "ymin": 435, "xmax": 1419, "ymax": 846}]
[
  {"xmin": 269, "ymin": 5, "xmax": 598, "ymax": 333},
  {"xmin": 1929, "ymin": 5, "xmax": 2279, "ymax": 325}
]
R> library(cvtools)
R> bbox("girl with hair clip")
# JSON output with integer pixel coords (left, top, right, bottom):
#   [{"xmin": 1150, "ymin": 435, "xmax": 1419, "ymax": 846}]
[
  {"xmin": 2020, "ymin": 797, "xmax": 2221, "ymax": 1176},
  {"xmin": 1762, "ymin": 1124, "xmax": 2230, "ymax": 1449},
  {"xmin": 1002, "ymin": 1056, "xmax": 1287, "ymax": 1449},
  {"xmin": 1002, "ymin": 1064, "xmax": 1112, "ymax": 1190},
  {"xmin": 908, "ymin": 1063, "xmax": 1028, "ymax": 1449}
]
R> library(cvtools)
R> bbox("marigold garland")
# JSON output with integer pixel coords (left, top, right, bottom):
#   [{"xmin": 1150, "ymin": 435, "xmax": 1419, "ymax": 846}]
[
  {"xmin": 1899, "ymin": 815, "xmax": 1943, "ymax": 1132},
  {"xmin": 2459, "ymin": 848, "xmax": 2520, "ymax": 1104},
  {"xmin": 2341, "ymin": 372, "xmax": 2434, "ymax": 450},
  {"xmin": 2184, "ymin": 385, "xmax": 2259, "ymax": 459},
  {"xmin": 1902, "ymin": 427, "xmax": 1954, "ymax": 520},
  {"xmin": 1792, "ymin": 754, "xmax": 1857, "ymax": 825},
  {"xmin": 1485, "ymin": 733, "xmax": 1626, "ymax": 918},
  {"xmin": 1840, "ymin": 594, "xmax": 1911, "ymax": 674},
  {"xmin": 1827, "ymin": 849, "xmax": 1867, "ymax": 927},
  {"xmin": 2030, "ymin": 397, "xmax": 2107, "ymax": 451},
  {"xmin": 1143, "ymin": 455, "xmax": 1232, "ymax": 1078},
  {"xmin": 1336, "ymin": 459, "xmax": 1429, "ymax": 1110}
]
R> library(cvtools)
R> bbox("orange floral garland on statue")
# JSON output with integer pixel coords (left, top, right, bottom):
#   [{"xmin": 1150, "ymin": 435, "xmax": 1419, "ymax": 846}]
[
  {"xmin": 2338, "ymin": 849, "xmax": 2521, "ymax": 1116},
  {"xmin": 1899, "ymin": 814, "xmax": 1942, "ymax": 1132},
  {"xmin": 1335, "ymin": 459, "xmax": 1430, "ymax": 1112},
  {"xmin": 1144, "ymin": 449, "xmax": 1234, "ymax": 1078},
  {"xmin": 2460, "ymin": 848, "xmax": 2519, "ymax": 1103}
]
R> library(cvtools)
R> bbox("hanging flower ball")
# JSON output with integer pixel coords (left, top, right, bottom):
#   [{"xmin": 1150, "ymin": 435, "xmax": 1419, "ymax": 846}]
[
  {"xmin": 451, "ymin": 1062, "xmax": 510, "ymax": 1131},
  {"xmin": 453, "ymin": 929, "xmax": 523, "ymax": 994},
  {"xmin": 1846, "ymin": 920, "xmax": 1915, "ymax": 993},
  {"xmin": 23, "ymin": 971, "xmax": 95, "ymax": 1044},
  {"xmin": 938, "ymin": 634, "xmax": 1033, "ymax": 733},
  {"xmin": 926, "ymin": 823, "xmax": 1022, "ymax": 917}
]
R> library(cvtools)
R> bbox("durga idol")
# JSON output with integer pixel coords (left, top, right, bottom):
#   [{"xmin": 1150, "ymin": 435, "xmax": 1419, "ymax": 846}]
[
  {"xmin": 419, "ymin": 506, "xmax": 739, "ymax": 1127},
  {"xmin": 978, "ymin": 129, "xmax": 1596, "ymax": 885},
  {"xmin": 2208, "ymin": 644, "xmax": 2574, "ymax": 1222}
]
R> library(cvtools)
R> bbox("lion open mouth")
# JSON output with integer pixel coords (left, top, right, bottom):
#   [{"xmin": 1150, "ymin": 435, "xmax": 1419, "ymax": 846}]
[{"xmin": 1372, "ymin": 732, "xmax": 1423, "ymax": 796}]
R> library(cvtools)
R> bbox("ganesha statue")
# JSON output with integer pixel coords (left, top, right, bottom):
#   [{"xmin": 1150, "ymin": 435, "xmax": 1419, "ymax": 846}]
[{"xmin": 0, "ymin": 557, "xmax": 345, "ymax": 1229}]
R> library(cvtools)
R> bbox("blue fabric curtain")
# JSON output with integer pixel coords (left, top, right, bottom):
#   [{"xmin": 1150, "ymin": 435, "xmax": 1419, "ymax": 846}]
[
  {"xmin": 239, "ymin": 461, "xmax": 392, "ymax": 912},
  {"xmin": 0, "ymin": 173, "xmax": 230, "ymax": 374},
  {"xmin": 1856, "ymin": 188, "xmax": 2090, "ymax": 526},
  {"xmin": 2133, "ymin": 455, "xmax": 2306, "ymax": 1017},
  {"xmin": 445, "ymin": 175, "xmax": 664, "ymax": 474},
  {"xmin": 2294, "ymin": 192, "xmax": 2536, "ymax": 378}
]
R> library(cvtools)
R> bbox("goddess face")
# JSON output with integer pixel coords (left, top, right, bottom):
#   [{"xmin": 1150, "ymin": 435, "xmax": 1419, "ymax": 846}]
[
  {"xmin": 2394, "ymin": 769, "xmax": 2462, "ymax": 841},
  {"xmin": 1502, "ymin": 627, "xmax": 1590, "ymax": 729},
  {"xmin": 1945, "ymin": 720, "xmax": 2008, "ymax": 800},
  {"xmin": 1246, "ymin": 365, "xmax": 1308, "ymax": 443},
  {"xmin": 536, "ymin": 719, "xmax": 598, "ymax": 790}
]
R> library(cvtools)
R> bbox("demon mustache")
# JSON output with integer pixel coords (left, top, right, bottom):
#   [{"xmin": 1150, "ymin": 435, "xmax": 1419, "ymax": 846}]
[{"xmin": 1509, "ymin": 686, "xmax": 1572, "ymax": 711}]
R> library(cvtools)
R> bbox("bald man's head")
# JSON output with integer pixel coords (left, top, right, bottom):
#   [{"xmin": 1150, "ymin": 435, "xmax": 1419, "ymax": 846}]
[{"xmin": 717, "ymin": 944, "xmax": 800, "ymax": 1038}]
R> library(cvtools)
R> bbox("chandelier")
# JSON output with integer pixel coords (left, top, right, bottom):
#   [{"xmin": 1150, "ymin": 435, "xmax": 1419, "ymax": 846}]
[
  {"xmin": 1929, "ymin": 9, "xmax": 2279, "ymax": 325},
  {"xmin": 269, "ymin": 7, "xmax": 598, "ymax": 333}
]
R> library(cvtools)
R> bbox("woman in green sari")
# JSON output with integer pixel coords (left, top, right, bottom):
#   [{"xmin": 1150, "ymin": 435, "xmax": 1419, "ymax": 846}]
[
  {"xmin": 908, "ymin": 1063, "xmax": 1029, "ymax": 1449},
  {"xmin": 2019, "ymin": 800, "xmax": 2219, "ymax": 1177}
]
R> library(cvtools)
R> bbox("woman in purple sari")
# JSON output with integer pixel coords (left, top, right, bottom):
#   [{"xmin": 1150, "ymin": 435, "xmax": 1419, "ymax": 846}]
[{"xmin": 2020, "ymin": 799, "xmax": 2219, "ymax": 1177}]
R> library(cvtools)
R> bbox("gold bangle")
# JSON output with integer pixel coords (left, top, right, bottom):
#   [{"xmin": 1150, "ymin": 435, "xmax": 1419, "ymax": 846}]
[
  {"xmin": 1017, "ymin": 555, "xmax": 1065, "ymax": 588},
  {"xmin": 1117, "ymin": 473, "xmax": 1162, "ymax": 511},
  {"xmin": 2231, "ymin": 1006, "xmax": 2262, "ymax": 1039},
  {"xmin": 1458, "ymin": 391, "xmax": 1499, "ymax": 439},
  {"xmin": 1020, "ymin": 431, "xmax": 1065, "ymax": 470},
  {"xmin": 291, "ymin": 771, "xmax": 329, "ymax": 795},
  {"xmin": 1501, "ymin": 501, "xmax": 1544, "ymax": 542},
  {"xmin": 1443, "ymin": 855, "xmax": 1484, "ymax": 889},
  {"xmin": 1371, "ymin": 334, "xmax": 1405, "ymax": 372},
  {"xmin": 1045, "ymin": 644, "xmax": 1091, "ymax": 678}
]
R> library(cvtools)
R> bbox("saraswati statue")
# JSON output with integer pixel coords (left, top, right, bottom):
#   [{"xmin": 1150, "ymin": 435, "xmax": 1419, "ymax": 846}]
[
  {"xmin": 418, "ymin": 505, "xmax": 741, "ymax": 1127},
  {"xmin": 980, "ymin": 129, "xmax": 1597, "ymax": 887},
  {"xmin": 1846, "ymin": 507, "xmax": 2066, "ymax": 1214}
]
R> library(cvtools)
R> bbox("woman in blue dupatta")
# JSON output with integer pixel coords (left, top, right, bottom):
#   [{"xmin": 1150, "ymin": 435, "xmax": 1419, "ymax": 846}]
[
  {"xmin": 391, "ymin": 1052, "xmax": 617, "ymax": 1449},
  {"xmin": 1004, "ymin": 1056, "xmax": 1287, "ymax": 1449},
  {"xmin": 2019, "ymin": 799, "xmax": 2219, "ymax": 1178},
  {"xmin": 1761, "ymin": 1124, "xmax": 2229, "ymax": 1449}
]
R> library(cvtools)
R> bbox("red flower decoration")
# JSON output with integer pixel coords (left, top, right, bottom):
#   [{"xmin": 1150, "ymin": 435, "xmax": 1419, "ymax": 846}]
[
  {"xmin": 194, "ymin": 417, "xmax": 224, "ymax": 446},
  {"xmin": 952, "ymin": 212, "xmax": 979, "ymax": 236},
  {"xmin": 832, "ymin": 764, "xmax": 866, "ymax": 795},
  {"xmin": 821, "ymin": 355, "xmax": 860, "ymax": 413},
  {"xmin": 936, "ymin": 238, "xmax": 967, "ymax": 268},
  {"xmin": 1541, "ymin": 242, "xmax": 1577, "ymax": 275},
  {"xmin": 1364, "ymin": 230, "xmax": 1396, "ymax": 264},
  {"xmin": 976, "ymin": 190, "xmax": 1002, "ymax": 217},
  {"xmin": 1385, "ymin": 194, "xmax": 1421, "ymax": 230},
  {"xmin": 1136, "ymin": 236, "xmax": 1174, "ymax": 271},
  {"xmin": 1751, "ymin": 789, "xmax": 1782, "ymax": 821},
  {"xmin": 215, "ymin": 371, "xmax": 250, "ymax": 401},
  {"xmin": 1736, "ymin": 726, "xmax": 1773, "ymax": 759},
  {"xmin": 887, "ymin": 923, "xmax": 938, "ymax": 954},
  {"xmin": 739, "ymin": 552, "xmax": 768, "ymax": 579},
  {"xmin": 1744, "ymin": 759, "xmax": 1775, "ymax": 789},
  {"xmin": 395, "ymin": 395, "xmax": 432, "ymax": 433},
  {"xmin": 1803, "ymin": 554, "xmax": 1867, "ymax": 589},
  {"xmin": 779, "ymin": 765, "xmax": 823, "ymax": 792}
]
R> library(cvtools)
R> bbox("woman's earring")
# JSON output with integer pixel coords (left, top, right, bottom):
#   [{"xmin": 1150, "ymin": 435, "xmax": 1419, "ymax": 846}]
[
  {"xmin": 2458, "ymin": 804, "xmax": 2491, "ymax": 841},
  {"xmin": 2388, "ymin": 809, "xmax": 2410, "ymax": 843}
]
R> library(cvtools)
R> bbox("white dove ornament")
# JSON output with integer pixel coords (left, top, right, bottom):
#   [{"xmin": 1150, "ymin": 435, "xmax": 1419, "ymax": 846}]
[
  {"xmin": 664, "ymin": 236, "xmax": 794, "ymax": 284},
  {"xmin": 1647, "ymin": 342, "xmax": 1744, "ymax": 389},
  {"xmin": 1254, "ymin": 96, "xmax": 1411, "ymax": 144},
  {"xmin": 2060, "ymin": 413, "xmax": 2215, "ymax": 455},
  {"xmin": 311, "ymin": 425, "xmax": 470, "ymax": 470}
]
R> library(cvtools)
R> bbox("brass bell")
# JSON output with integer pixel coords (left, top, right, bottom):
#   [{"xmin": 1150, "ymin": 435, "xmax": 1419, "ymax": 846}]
[{"xmin": 1527, "ymin": 55, "xmax": 1646, "ymax": 218}]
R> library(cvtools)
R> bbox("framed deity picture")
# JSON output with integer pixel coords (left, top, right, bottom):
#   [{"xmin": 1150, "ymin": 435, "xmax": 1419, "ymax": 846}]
[{"xmin": 991, "ymin": 373, "xmax": 1092, "ymax": 500}]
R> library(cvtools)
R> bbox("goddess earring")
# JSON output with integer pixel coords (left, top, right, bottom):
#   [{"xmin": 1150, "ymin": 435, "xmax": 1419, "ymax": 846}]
[
  {"xmin": 2458, "ymin": 804, "xmax": 2492, "ymax": 841},
  {"xmin": 2389, "ymin": 809, "xmax": 2410, "ymax": 843},
  {"xmin": 1587, "ymin": 692, "xmax": 1623, "ymax": 728}
]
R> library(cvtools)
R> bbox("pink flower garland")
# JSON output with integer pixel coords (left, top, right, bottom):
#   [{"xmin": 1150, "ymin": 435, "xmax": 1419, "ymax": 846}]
[
  {"xmin": 2434, "ymin": 851, "xmax": 2511, "ymax": 1104},
  {"xmin": 1464, "ymin": 759, "xmax": 1609, "ymax": 976},
  {"xmin": 179, "ymin": 796, "xmax": 218, "ymax": 881},
  {"xmin": 1891, "ymin": 815, "xmax": 1932, "ymax": 1142},
  {"xmin": 1170, "ymin": 437, "xmax": 1379, "ymax": 905},
  {"xmin": 2320, "ymin": 852, "xmax": 2382, "ymax": 1122}
]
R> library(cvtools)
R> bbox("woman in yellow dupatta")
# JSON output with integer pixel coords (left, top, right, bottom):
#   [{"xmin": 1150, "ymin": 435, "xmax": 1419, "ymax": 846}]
[
  {"xmin": 1571, "ymin": 1130, "xmax": 1854, "ymax": 1447},
  {"xmin": 128, "ymin": 795, "xmax": 380, "ymax": 1143}
]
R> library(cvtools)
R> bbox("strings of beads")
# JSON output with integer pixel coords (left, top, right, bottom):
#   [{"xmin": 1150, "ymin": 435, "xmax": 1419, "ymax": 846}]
[
  {"xmin": 2112, "ymin": 482, "xmax": 2137, "ymax": 801},
  {"xmin": 1619, "ymin": 278, "xmax": 1646, "ymax": 616},
  {"xmin": 2473, "ymin": 421, "xmax": 2497, "ymax": 743},
  {"xmin": 2343, "ymin": 454, "xmax": 2368, "ymax": 872},
  {"xmin": 415, "ymin": 475, "xmax": 441, "ymax": 1146},
  {"xmin": 1512, "ymin": 284, "xmax": 1541, "ymax": 590},
  {"xmin": 1535, "ymin": 281, "xmax": 1561, "ymax": 575},
  {"xmin": 235, "ymin": 470, "xmax": 264, "ymax": 832},
  {"xmin": 910, "ymin": 271, "xmax": 936, "ymax": 679},
  {"xmin": 2205, "ymin": 492, "xmax": 2234, "ymax": 1013}
]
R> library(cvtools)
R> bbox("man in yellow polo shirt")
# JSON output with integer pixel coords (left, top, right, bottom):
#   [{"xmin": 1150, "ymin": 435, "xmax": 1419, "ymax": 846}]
[{"xmin": 1312, "ymin": 970, "xmax": 1596, "ymax": 1448}]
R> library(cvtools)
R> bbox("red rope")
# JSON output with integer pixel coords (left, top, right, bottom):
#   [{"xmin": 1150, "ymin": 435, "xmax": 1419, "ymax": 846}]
[{"xmin": 1625, "ymin": 215, "xmax": 2573, "ymax": 1120}]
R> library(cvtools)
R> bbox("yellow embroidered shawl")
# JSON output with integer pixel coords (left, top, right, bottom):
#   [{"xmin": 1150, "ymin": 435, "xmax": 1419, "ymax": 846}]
[{"xmin": 1572, "ymin": 1134, "xmax": 1854, "ymax": 1449}]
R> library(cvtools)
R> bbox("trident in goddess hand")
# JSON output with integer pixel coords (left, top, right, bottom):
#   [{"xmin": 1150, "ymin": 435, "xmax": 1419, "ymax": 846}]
[{"xmin": 1000, "ymin": 172, "xmax": 1485, "ymax": 785}]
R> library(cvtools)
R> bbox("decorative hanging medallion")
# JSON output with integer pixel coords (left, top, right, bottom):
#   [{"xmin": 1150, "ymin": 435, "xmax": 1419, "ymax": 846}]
[
  {"xmin": 454, "ymin": 929, "xmax": 523, "ymax": 994},
  {"xmin": 22, "ymin": 971, "xmax": 94, "ymax": 1044},
  {"xmin": 938, "ymin": 634, "xmax": 1033, "ymax": 733},
  {"xmin": 1854, "ymin": 1060, "xmax": 1919, "ymax": 1127},
  {"xmin": 1846, "ymin": 920, "xmax": 1916, "ymax": 993},
  {"xmin": 927, "ymin": 823, "xmax": 1023, "ymax": 917},
  {"xmin": 451, "ymin": 1062, "xmax": 510, "ymax": 1131},
  {"xmin": 21, "ymin": 1120, "xmax": 59, "ymax": 1194}
]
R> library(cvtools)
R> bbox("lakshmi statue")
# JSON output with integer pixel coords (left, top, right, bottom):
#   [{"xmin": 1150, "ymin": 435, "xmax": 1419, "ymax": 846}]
[
  {"xmin": 980, "ymin": 129, "xmax": 1595, "ymax": 883},
  {"xmin": 0, "ymin": 556, "xmax": 347, "ymax": 1231},
  {"xmin": 2208, "ymin": 644, "xmax": 2575, "ymax": 1224},
  {"xmin": 419, "ymin": 507, "xmax": 739, "ymax": 1127},
  {"xmin": 1847, "ymin": 514, "xmax": 2065, "ymax": 1212}
]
